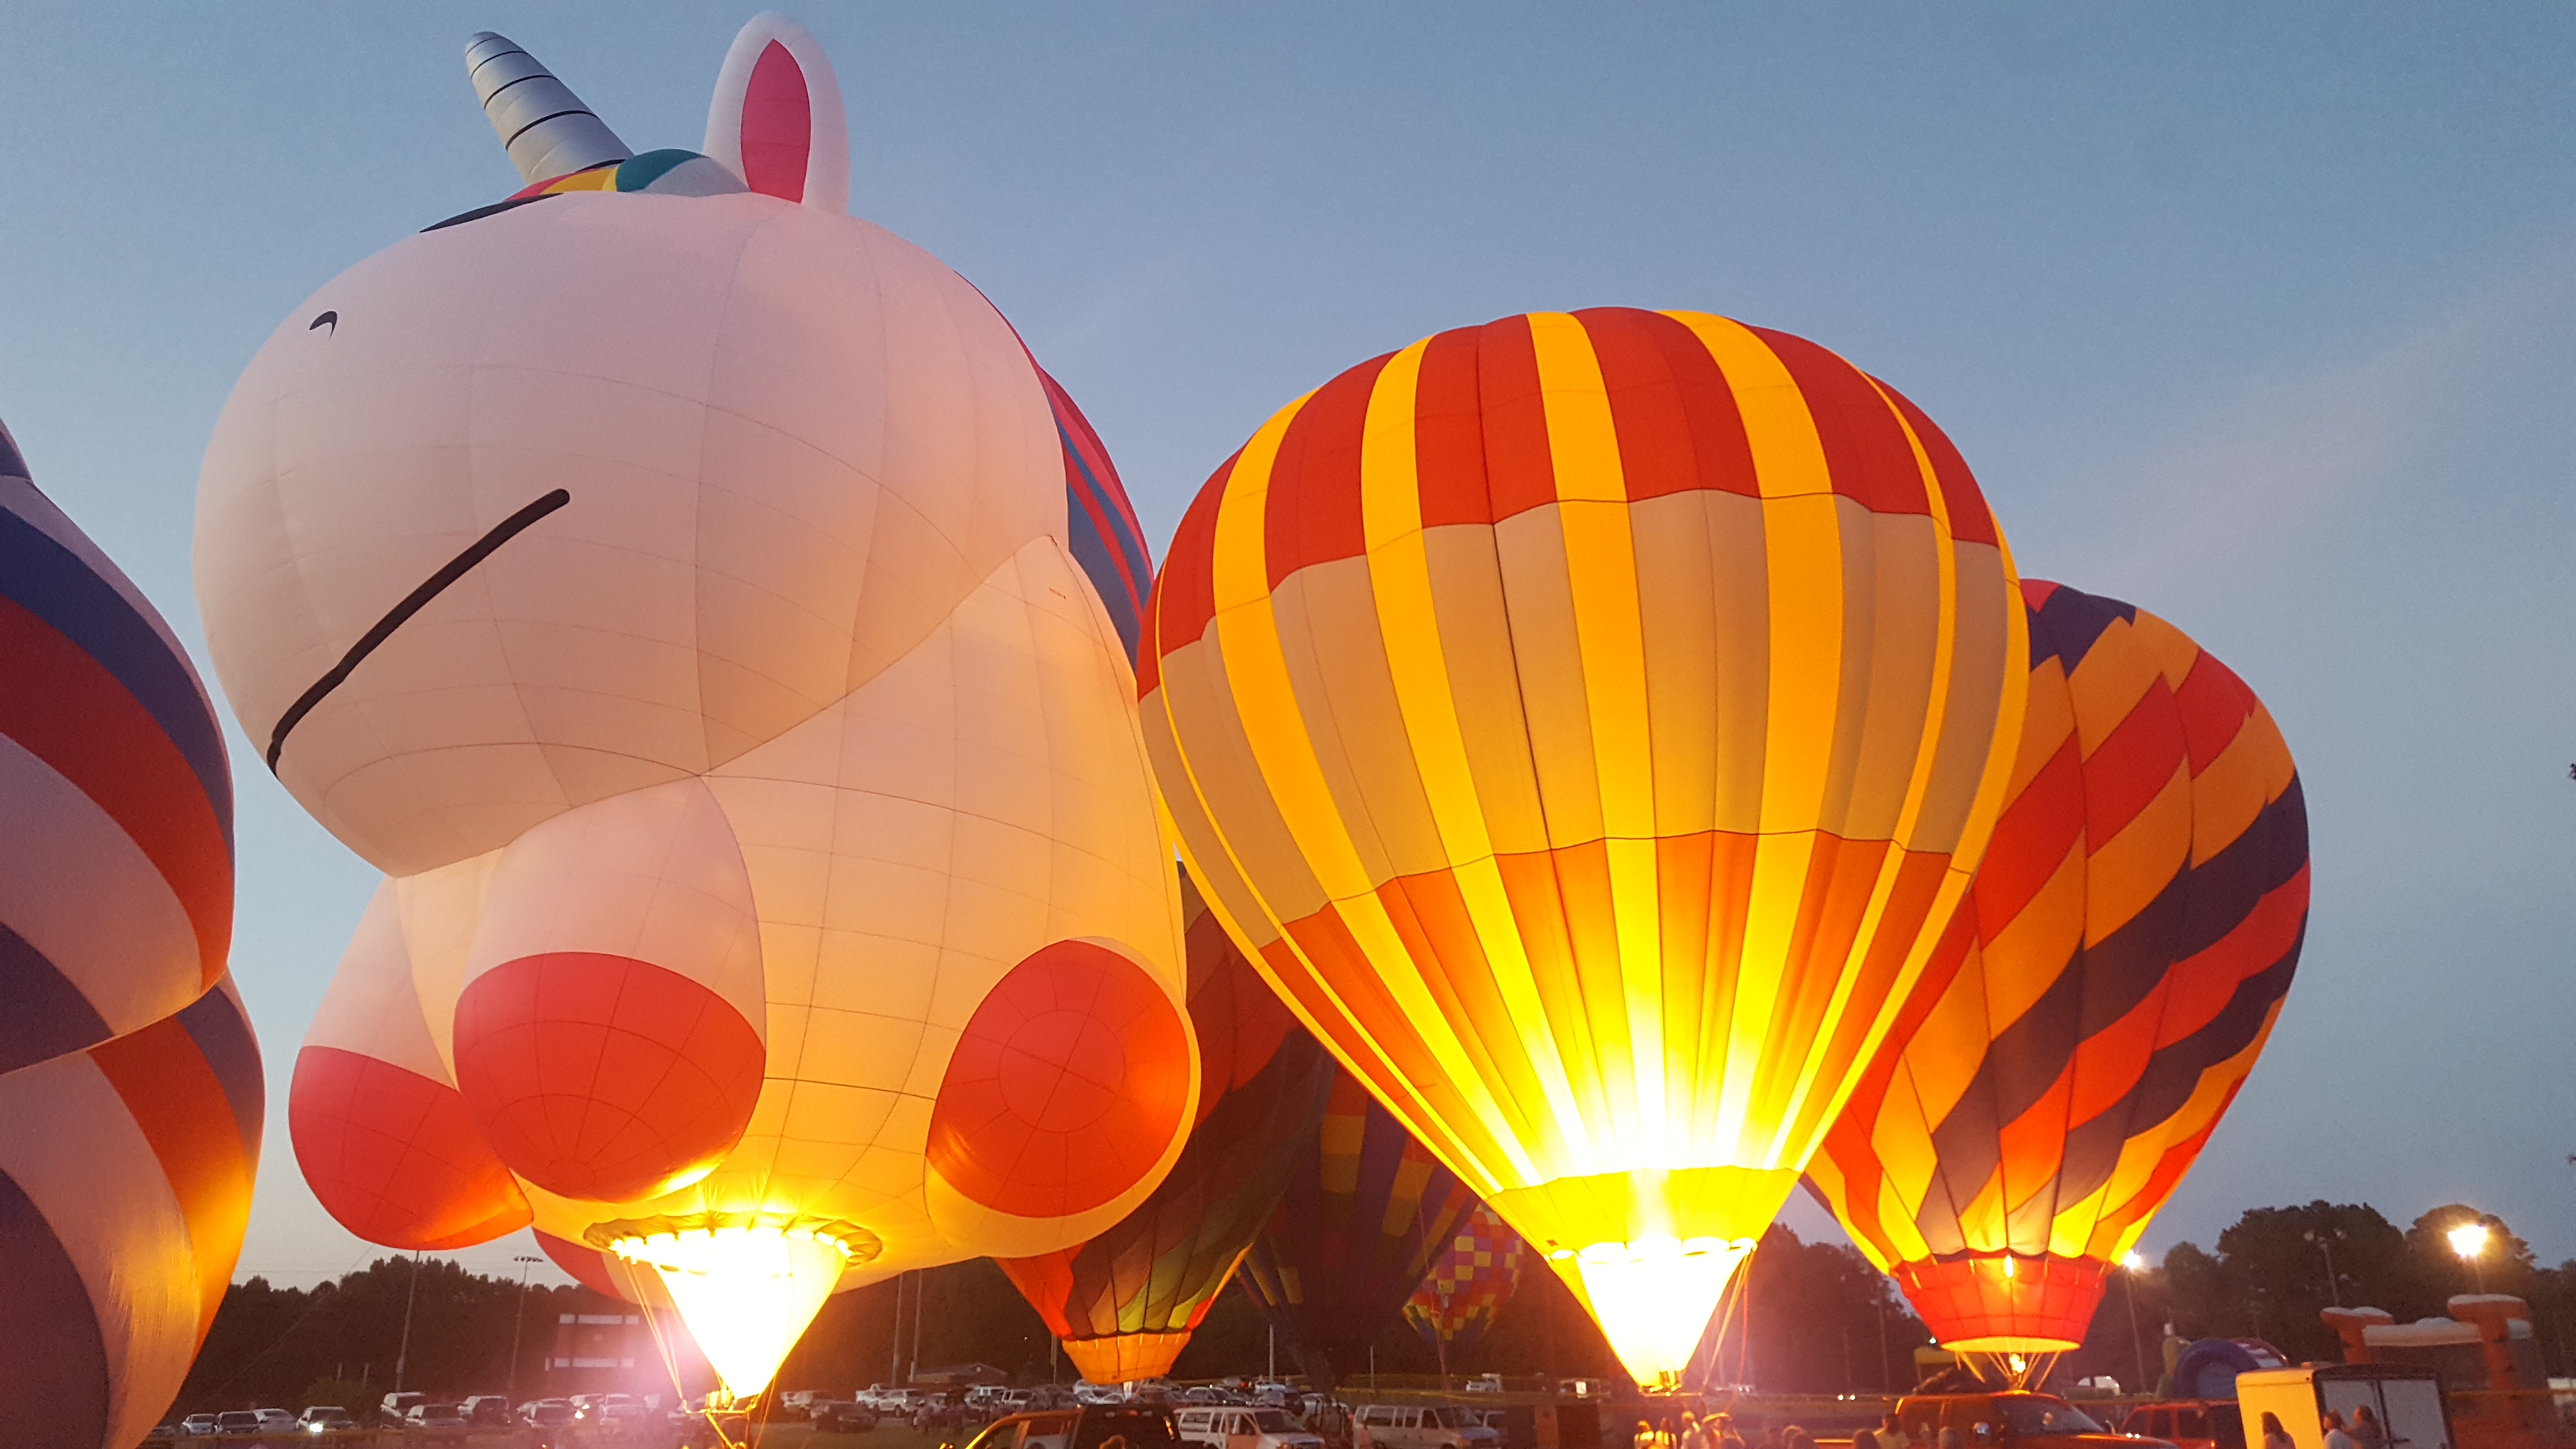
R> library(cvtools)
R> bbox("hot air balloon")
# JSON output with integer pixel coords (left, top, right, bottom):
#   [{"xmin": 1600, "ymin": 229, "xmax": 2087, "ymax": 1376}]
[
  {"xmin": 1, "ymin": 419, "xmax": 262, "ymax": 1447},
  {"xmin": 1805, "ymin": 579, "xmax": 2308, "ymax": 1361},
  {"xmin": 1141, "ymin": 309, "xmax": 2029, "ymax": 1385},
  {"xmin": 195, "ymin": 16, "xmax": 1193, "ymax": 1402},
  {"xmin": 1405, "ymin": 1204, "xmax": 1529, "ymax": 1363},
  {"xmin": 998, "ymin": 871, "xmax": 1339, "ymax": 1383},
  {"xmin": 1237, "ymin": 1069, "xmax": 1479, "ymax": 1390}
]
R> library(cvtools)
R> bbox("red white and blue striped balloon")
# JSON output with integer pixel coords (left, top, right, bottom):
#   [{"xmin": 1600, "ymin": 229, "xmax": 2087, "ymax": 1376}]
[{"xmin": 0, "ymin": 418, "xmax": 260, "ymax": 1447}]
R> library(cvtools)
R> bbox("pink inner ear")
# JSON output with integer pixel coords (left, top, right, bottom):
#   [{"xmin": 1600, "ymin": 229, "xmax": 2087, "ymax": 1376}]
[{"xmin": 739, "ymin": 39, "xmax": 812, "ymax": 201}]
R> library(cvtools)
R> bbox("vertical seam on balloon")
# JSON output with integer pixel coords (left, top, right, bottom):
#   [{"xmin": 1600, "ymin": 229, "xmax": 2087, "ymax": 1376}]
[
  {"xmin": 1214, "ymin": 390, "xmax": 1521, "ymax": 1184},
  {"xmin": 1529, "ymin": 313, "xmax": 1668, "ymax": 1172},
  {"xmin": 1767, "ymin": 374, "xmax": 1960, "ymax": 1170},
  {"xmin": 1361, "ymin": 337, "xmax": 1578, "ymax": 1184}
]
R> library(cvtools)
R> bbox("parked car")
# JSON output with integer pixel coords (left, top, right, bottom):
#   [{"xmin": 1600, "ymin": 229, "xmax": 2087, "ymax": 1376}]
[
  {"xmin": 254, "ymin": 1408, "xmax": 298, "ymax": 1432},
  {"xmin": 814, "ymin": 1400, "xmax": 881, "ymax": 1432},
  {"xmin": 1178, "ymin": 1405, "xmax": 1329, "ymax": 1449},
  {"xmin": 1465, "ymin": 1375, "xmax": 1505, "ymax": 1395},
  {"xmin": 299, "ymin": 1406, "xmax": 357, "ymax": 1432},
  {"xmin": 215, "ymin": 1412, "xmax": 265, "ymax": 1436},
  {"xmin": 179, "ymin": 1414, "xmax": 219, "ymax": 1437},
  {"xmin": 522, "ymin": 1399, "xmax": 574, "ymax": 1425},
  {"xmin": 402, "ymin": 1402, "xmax": 470, "ymax": 1443},
  {"xmin": 459, "ymin": 1395, "xmax": 514, "ymax": 1428},
  {"xmin": 2121, "ymin": 1402, "xmax": 2246, "ymax": 1449},
  {"xmin": 1354, "ymin": 1405, "xmax": 1505, "ymax": 1449},
  {"xmin": 379, "ymin": 1392, "xmax": 427, "ymax": 1428},
  {"xmin": 1249, "ymin": 1383, "xmax": 1295, "ymax": 1407},
  {"xmin": 572, "ymin": 1393, "xmax": 649, "ymax": 1428},
  {"xmin": 964, "ymin": 1406, "xmax": 1186, "ymax": 1449},
  {"xmin": 1895, "ymin": 1393, "xmax": 2177, "ymax": 1449}
]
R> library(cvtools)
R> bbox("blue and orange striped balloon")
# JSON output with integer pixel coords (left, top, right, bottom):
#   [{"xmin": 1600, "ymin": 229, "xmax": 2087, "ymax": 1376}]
[
  {"xmin": 0, "ymin": 418, "xmax": 260, "ymax": 1447},
  {"xmin": 1805, "ymin": 578, "xmax": 2308, "ymax": 1353},
  {"xmin": 1039, "ymin": 366, "xmax": 1154, "ymax": 668}
]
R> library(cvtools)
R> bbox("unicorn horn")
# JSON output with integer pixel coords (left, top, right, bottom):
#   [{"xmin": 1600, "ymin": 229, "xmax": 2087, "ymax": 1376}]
[{"xmin": 465, "ymin": 32, "xmax": 632, "ymax": 185}]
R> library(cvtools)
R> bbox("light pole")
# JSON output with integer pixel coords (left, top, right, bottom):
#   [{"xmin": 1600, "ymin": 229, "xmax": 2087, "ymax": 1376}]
[
  {"xmin": 394, "ymin": 1252, "xmax": 422, "ymax": 1393},
  {"xmin": 2119, "ymin": 1252, "xmax": 2150, "ymax": 1395},
  {"xmin": 2304, "ymin": 1229, "xmax": 2343, "ymax": 1307},
  {"xmin": 2449, "ymin": 1222, "xmax": 2491, "ymax": 1294},
  {"xmin": 508, "ymin": 1254, "xmax": 543, "ymax": 1400}
]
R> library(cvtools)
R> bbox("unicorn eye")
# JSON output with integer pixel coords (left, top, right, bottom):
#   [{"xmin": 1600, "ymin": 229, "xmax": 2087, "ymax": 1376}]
[{"xmin": 309, "ymin": 311, "xmax": 338, "ymax": 335}]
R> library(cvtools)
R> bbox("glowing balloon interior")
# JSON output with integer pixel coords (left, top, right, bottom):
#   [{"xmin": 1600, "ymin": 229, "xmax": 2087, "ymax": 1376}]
[
  {"xmin": 1143, "ymin": 309, "xmax": 2027, "ymax": 1384},
  {"xmin": 198, "ymin": 15, "xmax": 1195, "ymax": 1382}
]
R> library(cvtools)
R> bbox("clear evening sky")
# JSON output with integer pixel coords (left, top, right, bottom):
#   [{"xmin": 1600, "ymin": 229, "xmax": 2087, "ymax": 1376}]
[{"xmin": 2, "ymin": 6, "xmax": 2567, "ymax": 1291}]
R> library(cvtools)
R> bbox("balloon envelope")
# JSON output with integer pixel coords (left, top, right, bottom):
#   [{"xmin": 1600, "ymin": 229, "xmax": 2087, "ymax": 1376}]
[
  {"xmin": 999, "ymin": 871, "xmax": 1339, "ymax": 1383},
  {"xmin": 1, "ymin": 420, "xmax": 259, "ymax": 1448},
  {"xmin": 198, "ymin": 21, "xmax": 1193, "ymax": 1402},
  {"xmin": 1237, "ymin": 1068, "xmax": 1478, "ymax": 1391},
  {"xmin": 1805, "ymin": 580, "xmax": 2308, "ymax": 1350},
  {"xmin": 1142, "ymin": 308, "xmax": 2027, "ymax": 1383},
  {"xmin": 1405, "ymin": 1203, "xmax": 1529, "ymax": 1355}
]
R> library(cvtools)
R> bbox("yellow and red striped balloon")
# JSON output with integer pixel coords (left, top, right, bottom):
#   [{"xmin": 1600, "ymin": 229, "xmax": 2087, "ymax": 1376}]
[
  {"xmin": 1140, "ymin": 308, "xmax": 2029, "ymax": 1383},
  {"xmin": 1804, "ymin": 579, "xmax": 2308, "ymax": 1351}
]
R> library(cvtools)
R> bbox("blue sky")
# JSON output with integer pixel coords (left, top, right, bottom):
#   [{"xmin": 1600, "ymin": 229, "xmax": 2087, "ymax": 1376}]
[{"xmin": 2, "ymin": 5, "xmax": 2568, "ymax": 1290}]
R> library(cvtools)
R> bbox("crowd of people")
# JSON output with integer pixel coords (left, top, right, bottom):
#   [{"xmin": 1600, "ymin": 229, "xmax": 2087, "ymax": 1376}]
[{"xmin": 1631, "ymin": 1410, "xmax": 1986, "ymax": 1449}]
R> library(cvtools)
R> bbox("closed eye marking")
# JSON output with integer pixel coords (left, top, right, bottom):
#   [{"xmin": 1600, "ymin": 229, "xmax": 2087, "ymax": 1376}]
[{"xmin": 264, "ymin": 488, "xmax": 571, "ymax": 771}]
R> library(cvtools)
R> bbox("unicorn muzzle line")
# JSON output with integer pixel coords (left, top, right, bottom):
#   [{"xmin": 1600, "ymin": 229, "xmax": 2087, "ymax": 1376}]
[{"xmin": 192, "ymin": 12, "xmax": 1187, "ymax": 1399}]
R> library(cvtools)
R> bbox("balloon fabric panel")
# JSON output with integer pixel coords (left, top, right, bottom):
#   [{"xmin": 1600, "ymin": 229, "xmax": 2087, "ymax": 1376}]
[
  {"xmin": 1042, "ymin": 366, "xmax": 1154, "ymax": 668},
  {"xmin": 0, "ymin": 419, "xmax": 255, "ymax": 1449},
  {"xmin": 1805, "ymin": 578, "xmax": 2308, "ymax": 1351},
  {"xmin": 998, "ymin": 873, "xmax": 1339, "ymax": 1383},
  {"xmin": 1142, "ymin": 308, "xmax": 2026, "ymax": 1382},
  {"xmin": 1237, "ymin": 1069, "xmax": 1479, "ymax": 1388},
  {"xmin": 1405, "ymin": 1202, "xmax": 1528, "ymax": 1351}
]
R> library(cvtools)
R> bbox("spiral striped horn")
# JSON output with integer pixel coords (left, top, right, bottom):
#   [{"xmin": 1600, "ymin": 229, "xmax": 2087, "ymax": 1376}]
[{"xmin": 466, "ymin": 32, "xmax": 631, "ymax": 185}]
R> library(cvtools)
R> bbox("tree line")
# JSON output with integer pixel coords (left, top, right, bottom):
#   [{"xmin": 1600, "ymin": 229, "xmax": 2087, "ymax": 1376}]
[{"xmin": 177, "ymin": 1199, "xmax": 2571, "ymax": 1413}]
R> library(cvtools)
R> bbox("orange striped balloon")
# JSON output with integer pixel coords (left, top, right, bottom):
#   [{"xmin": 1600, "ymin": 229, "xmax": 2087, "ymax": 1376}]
[
  {"xmin": 1804, "ymin": 580, "xmax": 2308, "ymax": 1352},
  {"xmin": 1140, "ymin": 308, "xmax": 2028, "ymax": 1384}
]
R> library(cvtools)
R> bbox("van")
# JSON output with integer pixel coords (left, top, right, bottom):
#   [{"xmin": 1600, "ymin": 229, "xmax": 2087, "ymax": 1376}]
[
  {"xmin": 1178, "ymin": 1406, "xmax": 1327, "ymax": 1449},
  {"xmin": 1353, "ymin": 1404, "xmax": 1503, "ymax": 1449}
]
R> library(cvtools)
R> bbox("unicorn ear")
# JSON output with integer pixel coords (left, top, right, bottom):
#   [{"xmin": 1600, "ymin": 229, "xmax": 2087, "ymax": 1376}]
[{"xmin": 703, "ymin": 12, "xmax": 849, "ymax": 214}]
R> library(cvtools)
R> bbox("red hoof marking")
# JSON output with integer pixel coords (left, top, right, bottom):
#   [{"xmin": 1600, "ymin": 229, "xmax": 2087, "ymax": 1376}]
[
  {"xmin": 289, "ymin": 1045, "xmax": 530, "ymax": 1249},
  {"xmin": 927, "ymin": 940, "xmax": 1191, "ymax": 1219},
  {"xmin": 452, "ymin": 952, "xmax": 764, "ymax": 1203}
]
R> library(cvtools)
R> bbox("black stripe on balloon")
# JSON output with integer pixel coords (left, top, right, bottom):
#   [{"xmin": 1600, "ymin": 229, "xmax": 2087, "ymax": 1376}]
[
  {"xmin": 2028, "ymin": 583, "xmax": 2136, "ymax": 673},
  {"xmin": 0, "ymin": 919, "xmax": 111, "ymax": 1077},
  {"xmin": 264, "ymin": 489, "xmax": 570, "ymax": 771},
  {"xmin": 1911, "ymin": 773, "xmax": 2309, "ymax": 1247},
  {"xmin": 421, "ymin": 191, "xmax": 563, "ymax": 234},
  {"xmin": 2049, "ymin": 919, "xmax": 2305, "ymax": 1210},
  {"xmin": 0, "ymin": 1169, "xmax": 111, "ymax": 1442}
]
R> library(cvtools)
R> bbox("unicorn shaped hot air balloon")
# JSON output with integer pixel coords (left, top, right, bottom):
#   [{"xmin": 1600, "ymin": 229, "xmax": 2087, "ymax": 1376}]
[{"xmin": 193, "ymin": 14, "xmax": 1186, "ymax": 1399}]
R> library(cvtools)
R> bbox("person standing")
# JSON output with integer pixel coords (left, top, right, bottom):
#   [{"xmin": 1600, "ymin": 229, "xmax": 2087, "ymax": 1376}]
[
  {"xmin": 2351, "ymin": 1406, "xmax": 2387, "ymax": 1449},
  {"xmin": 2323, "ymin": 1410, "xmax": 2357, "ymax": 1449},
  {"xmin": 2261, "ymin": 1413, "xmax": 2295, "ymax": 1449}
]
